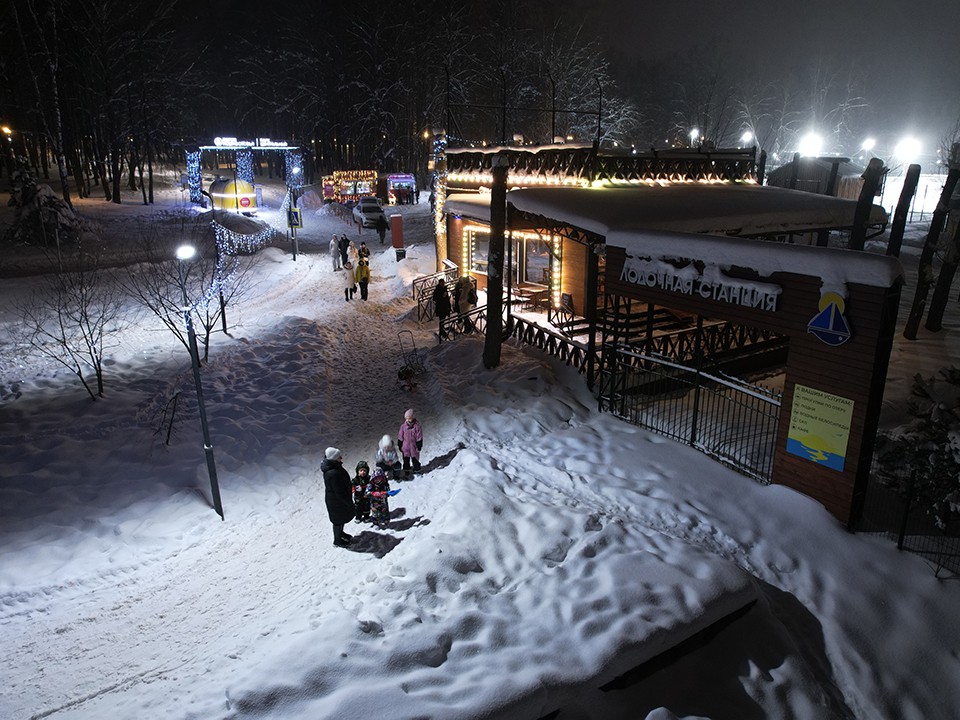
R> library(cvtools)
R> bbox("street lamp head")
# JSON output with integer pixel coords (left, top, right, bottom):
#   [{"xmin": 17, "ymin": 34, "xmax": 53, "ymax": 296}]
[
  {"xmin": 176, "ymin": 245, "xmax": 197, "ymax": 261},
  {"xmin": 798, "ymin": 131, "xmax": 824, "ymax": 158},
  {"xmin": 861, "ymin": 137, "xmax": 876, "ymax": 152},
  {"xmin": 894, "ymin": 136, "xmax": 921, "ymax": 164},
  {"xmin": 741, "ymin": 130, "xmax": 753, "ymax": 145},
  {"xmin": 689, "ymin": 128, "xmax": 700, "ymax": 142}
]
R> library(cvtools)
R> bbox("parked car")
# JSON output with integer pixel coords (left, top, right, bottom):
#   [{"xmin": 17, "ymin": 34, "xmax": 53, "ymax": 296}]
[{"xmin": 352, "ymin": 196, "xmax": 386, "ymax": 228}]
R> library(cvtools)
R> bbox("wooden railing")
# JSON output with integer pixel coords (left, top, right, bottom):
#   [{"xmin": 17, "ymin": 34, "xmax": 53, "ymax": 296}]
[{"xmin": 509, "ymin": 315, "xmax": 590, "ymax": 374}]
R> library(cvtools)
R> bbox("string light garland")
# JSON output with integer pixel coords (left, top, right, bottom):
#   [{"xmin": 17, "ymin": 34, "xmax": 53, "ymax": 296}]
[
  {"xmin": 332, "ymin": 169, "xmax": 377, "ymax": 203},
  {"xmin": 284, "ymin": 149, "xmax": 303, "ymax": 191},
  {"xmin": 236, "ymin": 149, "xmax": 254, "ymax": 184},
  {"xmin": 186, "ymin": 150, "xmax": 202, "ymax": 203},
  {"xmin": 433, "ymin": 132, "xmax": 447, "ymax": 252},
  {"xmin": 181, "ymin": 220, "xmax": 277, "ymax": 317}
]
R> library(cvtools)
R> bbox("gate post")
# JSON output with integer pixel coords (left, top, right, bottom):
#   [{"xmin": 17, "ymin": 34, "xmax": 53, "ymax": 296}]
[{"xmin": 689, "ymin": 315, "xmax": 705, "ymax": 447}]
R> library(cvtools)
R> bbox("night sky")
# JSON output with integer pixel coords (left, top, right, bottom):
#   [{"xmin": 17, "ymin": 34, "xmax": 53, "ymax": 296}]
[{"xmin": 588, "ymin": 0, "xmax": 959, "ymax": 135}]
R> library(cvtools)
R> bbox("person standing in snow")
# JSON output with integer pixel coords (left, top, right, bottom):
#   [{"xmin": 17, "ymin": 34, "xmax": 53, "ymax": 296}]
[
  {"xmin": 355, "ymin": 257, "xmax": 371, "ymax": 301},
  {"xmin": 376, "ymin": 434, "xmax": 403, "ymax": 481},
  {"xmin": 397, "ymin": 408, "xmax": 423, "ymax": 479},
  {"xmin": 329, "ymin": 234, "xmax": 342, "ymax": 271},
  {"xmin": 432, "ymin": 279, "xmax": 451, "ymax": 338},
  {"xmin": 358, "ymin": 241, "xmax": 371, "ymax": 260},
  {"xmin": 342, "ymin": 261, "xmax": 357, "ymax": 301},
  {"xmin": 348, "ymin": 239, "xmax": 359, "ymax": 267},
  {"xmin": 352, "ymin": 461, "xmax": 371, "ymax": 522},
  {"xmin": 322, "ymin": 447, "xmax": 354, "ymax": 547},
  {"xmin": 453, "ymin": 276, "xmax": 478, "ymax": 332},
  {"xmin": 339, "ymin": 233, "xmax": 350, "ymax": 267},
  {"xmin": 375, "ymin": 213, "xmax": 388, "ymax": 245},
  {"xmin": 368, "ymin": 467, "xmax": 391, "ymax": 528}
]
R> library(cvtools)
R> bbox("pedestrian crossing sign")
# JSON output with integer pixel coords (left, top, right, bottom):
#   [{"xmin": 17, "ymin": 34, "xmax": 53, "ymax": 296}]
[{"xmin": 287, "ymin": 208, "xmax": 303, "ymax": 229}]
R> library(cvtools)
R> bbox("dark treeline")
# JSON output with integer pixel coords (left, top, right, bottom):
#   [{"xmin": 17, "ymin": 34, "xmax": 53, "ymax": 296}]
[{"xmin": 1, "ymin": 0, "xmax": 882, "ymax": 203}]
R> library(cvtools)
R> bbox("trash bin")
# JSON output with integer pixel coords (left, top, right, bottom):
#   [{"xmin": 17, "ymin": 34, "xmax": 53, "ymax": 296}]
[{"xmin": 395, "ymin": 247, "xmax": 406, "ymax": 261}]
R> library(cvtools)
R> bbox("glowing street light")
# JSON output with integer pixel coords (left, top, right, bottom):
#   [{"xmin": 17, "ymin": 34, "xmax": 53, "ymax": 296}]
[
  {"xmin": 175, "ymin": 245, "xmax": 224, "ymax": 520},
  {"xmin": 894, "ymin": 136, "xmax": 921, "ymax": 164},
  {"xmin": 798, "ymin": 132, "xmax": 823, "ymax": 157},
  {"xmin": 861, "ymin": 137, "xmax": 876, "ymax": 152},
  {"xmin": 740, "ymin": 130, "xmax": 754, "ymax": 146},
  {"xmin": 689, "ymin": 128, "xmax": 700, "ymax": 146}
]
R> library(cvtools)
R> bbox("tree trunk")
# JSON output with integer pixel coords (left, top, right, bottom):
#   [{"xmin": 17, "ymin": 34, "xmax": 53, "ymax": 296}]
[
  {"xmin": 111, "ymin": 137, "xmax": 123, "ymax": 204},
  {"xmin": 903, "ymin": 168, "xmax": 960, "ymax": 339},
  {"xmin": 924, "ymin": 217, "xmax": 960, "ymax": 332},
  {"xmin": 39, "ymin": 132, "xmax": 49, "ymax": 178},
  {"xmin": 11, "ymin": 1, "xmax": 71, "ymax": 206},
  {"xmin": 849, "ymin": 158, "xmax": 885, "ymax": 251},
  {"xmin": 147, "ymin": 134, "xmax": 154, "ymax": 204},
  {"xmin": 94, "ymin": 126, "xmax": 111, "ymax": 200},
  {"xmin": 886, "ymin": 164, "xmax": 921, "ymax": 258},
  {"xmin": 482, "ymin": 155, "xmax": 508, "ymax": 370}
]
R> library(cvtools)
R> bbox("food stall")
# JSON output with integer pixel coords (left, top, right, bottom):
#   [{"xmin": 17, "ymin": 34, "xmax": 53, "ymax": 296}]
[
  {"xmin": 385, "ymin": 173, "xmax": 417, "ymax": 205},
  {"xmin": 333, "ymin": 170, "xmax": 377, "ymax": 205}
]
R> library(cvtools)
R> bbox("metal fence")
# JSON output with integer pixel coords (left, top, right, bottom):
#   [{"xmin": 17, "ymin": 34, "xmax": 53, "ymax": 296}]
[
  {"xmin": 854, "ymin": 449, "xmax": 960, "ymax": 576},
  {"xmin": 598, "ymin": 346, "xmax": 782, "ymax": 483},
  {"xmin": 412, "ymin": 267, "xmax": 460, "ymax": 323}
]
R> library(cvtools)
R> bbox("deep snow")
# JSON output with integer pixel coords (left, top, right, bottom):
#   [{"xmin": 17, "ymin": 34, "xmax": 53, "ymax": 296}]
[{"xmin": 1, "ymin": 175, "xmax": 958, "ymax": 720}]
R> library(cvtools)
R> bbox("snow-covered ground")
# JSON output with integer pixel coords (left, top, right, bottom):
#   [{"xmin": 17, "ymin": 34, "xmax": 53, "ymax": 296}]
[{"xmin": 1, "ymin": 174, "xmax": 958, "ymax": 719}]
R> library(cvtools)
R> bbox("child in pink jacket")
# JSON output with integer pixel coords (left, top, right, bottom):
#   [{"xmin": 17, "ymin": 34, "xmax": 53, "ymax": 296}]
[{"xmin": 397, "ymin": 408, "xmax": 423, "ymax": 479}]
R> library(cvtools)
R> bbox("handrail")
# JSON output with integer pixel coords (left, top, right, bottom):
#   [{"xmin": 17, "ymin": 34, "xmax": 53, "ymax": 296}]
[{"xmin": 413, "ymin": 267, "xmax": 460, "ymax": 323}]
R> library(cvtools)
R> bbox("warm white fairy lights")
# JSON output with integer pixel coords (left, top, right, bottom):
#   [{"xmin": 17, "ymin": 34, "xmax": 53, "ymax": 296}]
[
  {"xmin": 462, "ymin": 223, "xmax": 562, "ymax": 307},
  {"xmin": 433, "ymin": 132, "xmax": 448, "ymax": 252}
]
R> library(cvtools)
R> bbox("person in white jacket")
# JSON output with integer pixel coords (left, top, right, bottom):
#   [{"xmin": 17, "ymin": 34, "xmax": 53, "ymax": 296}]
[
  {"xmin": 376, "ymin": 434, "xmax": 402, "ymax": 480},
  {"xmin": 342, "ymin": 262, "xmax": 356, "ymax": 301}
]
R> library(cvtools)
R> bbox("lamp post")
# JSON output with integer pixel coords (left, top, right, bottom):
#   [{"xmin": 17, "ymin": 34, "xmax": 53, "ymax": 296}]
[{"xmin": 176, "ymin": 245, "xmax": 224, "ymax": 519}]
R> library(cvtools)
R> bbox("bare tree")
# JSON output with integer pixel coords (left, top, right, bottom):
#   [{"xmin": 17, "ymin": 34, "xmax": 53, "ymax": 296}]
[
  {"xmin": 13, "ymin": 240, "xmax": 129, "ymax": 400},
  {"xmin": 10, "ymin": 0, "xmax": 73, "ymax": 208},
  {"xmin": 669, "ymin": 49, "xmax": 739, "ymax": 147},
  {"xmin": 121, "ymin": 218, "xmax": 261, "ymax": 363}
]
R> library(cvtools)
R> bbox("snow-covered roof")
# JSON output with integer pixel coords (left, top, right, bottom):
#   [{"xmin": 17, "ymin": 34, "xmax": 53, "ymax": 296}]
[
  {"xmin": 507, "ymin": 185, "xmax": 887, "ymax": 236},
  {"xmin": 607, "ymin": 229, "xmax": 904, "ymax": 294},
  {"xmin": 446, "ymin": 185, "xmax": 900, "ymax": 294},
  {"xmin": 447, "ymin": 184, "xmax": 887, "ymax": 235}
]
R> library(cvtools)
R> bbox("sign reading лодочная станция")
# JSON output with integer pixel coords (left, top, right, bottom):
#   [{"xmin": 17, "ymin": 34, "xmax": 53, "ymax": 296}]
[{"xmin": 620, "ymin": 253, "xmax": 781, "ymax": 312}]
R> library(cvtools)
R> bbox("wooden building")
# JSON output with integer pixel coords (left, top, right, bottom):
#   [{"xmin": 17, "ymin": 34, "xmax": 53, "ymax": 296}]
[{"xmin": 435, "ymin": 147, "xmax": 899, "ymax": 525}]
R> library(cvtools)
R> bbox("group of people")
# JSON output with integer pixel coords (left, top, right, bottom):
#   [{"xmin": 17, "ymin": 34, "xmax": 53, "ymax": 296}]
[
  {"xmin": 330, "ymin": 234, "xmax": 372, "ymax": 301},
  {"xmin": 391, "ymin": 186, "xmax": 418, "ymax": 205},
  {"xmin": 431, "ymin": 275, "xmax": 479, "ymax": 336},
  {"xmin": 321, "ymin": 409, "xmax": 425, "ymax": 547}
]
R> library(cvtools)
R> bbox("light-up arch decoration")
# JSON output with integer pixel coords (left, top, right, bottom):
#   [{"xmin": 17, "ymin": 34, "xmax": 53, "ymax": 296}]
[{"xmin": 186, "ymin": 137, "xmax": 302, "ymax": 206}]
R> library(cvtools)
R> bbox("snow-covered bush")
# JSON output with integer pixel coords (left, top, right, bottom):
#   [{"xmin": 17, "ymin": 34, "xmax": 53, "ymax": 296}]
[
  {"xmin": 877, "ymin": 367, "xmax": 960, "ymax": 529},
  {"xmin": 4, "ymin": 157, "xmax": 97, "ymax": 247}
]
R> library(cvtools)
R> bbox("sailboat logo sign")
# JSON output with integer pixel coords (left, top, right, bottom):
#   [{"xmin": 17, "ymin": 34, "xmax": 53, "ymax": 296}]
[{"xmin": 808, "ymin": 292, "xmax": 851, "ymax": 346}]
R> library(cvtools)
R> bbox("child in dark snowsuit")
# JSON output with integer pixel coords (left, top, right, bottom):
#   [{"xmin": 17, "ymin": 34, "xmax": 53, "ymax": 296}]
[
  {"xmin": 353, "ymin": 461, "xmax": 371, "ymax": 522},
  {"xmin": 368, "ymin": 467, "xmax": 391, "ymax": 528}
]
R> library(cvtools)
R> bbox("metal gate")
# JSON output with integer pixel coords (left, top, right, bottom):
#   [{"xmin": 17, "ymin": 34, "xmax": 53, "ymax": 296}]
[{"xmin": 599, "ymin": 345, "xmax": 782, "ymax": 483}]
